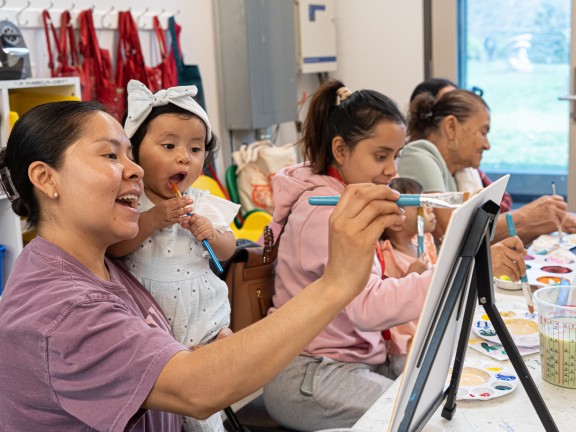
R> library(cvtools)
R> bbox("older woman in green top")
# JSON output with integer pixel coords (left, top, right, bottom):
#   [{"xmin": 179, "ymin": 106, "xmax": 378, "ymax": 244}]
[
  {"xmin": 398, "ymin": 89, "xmax": 571, "ymax": 246},
  {"xmin": 398, "ymin": 89, "xmax": 528, "ymax": 280}
]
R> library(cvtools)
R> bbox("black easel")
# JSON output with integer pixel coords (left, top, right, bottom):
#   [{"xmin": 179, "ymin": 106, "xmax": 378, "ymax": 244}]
[{"xmin": 398, "ymin": 200, "xmax": 558, "ymax": 432}]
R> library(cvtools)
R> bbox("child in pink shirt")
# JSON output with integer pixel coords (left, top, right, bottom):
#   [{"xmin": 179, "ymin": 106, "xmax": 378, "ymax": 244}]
[{"xmin": 379, "ymin": 177, "xmax": 437, "ymax": 374}]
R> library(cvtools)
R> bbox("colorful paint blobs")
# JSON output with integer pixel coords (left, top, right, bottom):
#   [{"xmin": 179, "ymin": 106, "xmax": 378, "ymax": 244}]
[
  {"xmin": 447, "ymin": 359, "xmax": 518, "ymax": 401},
  {"xmin": 479, "ymin": 329, "xmax": 497, "ymax": 337},
  {"xmin": 481, "ymin": 342, "xmax": 497, "ymax": 353},
  {"xmin": 540, "ymin": 266, "xmax": 572, "ymax": 274},
  {"xmin": 496, "ymin": 373, "xmax": 516, "ymax": 381},
  {"xmin": 545, "ymin": 254, "xmax": 574, "ymax": 265},
  {"xmin": 472, "ymin": 312, "xmax": 539, "ymax": 348},
  {"xmin": 525, "ymin": 237, "xmax": 576, "ymax": 289},
  {"xmin": 493, "ymin": 276, "xmax": 522, "ymax": 291},
  {"xmin": 538, "ymin": 276, "xmax": 562, "ymax": 285}
]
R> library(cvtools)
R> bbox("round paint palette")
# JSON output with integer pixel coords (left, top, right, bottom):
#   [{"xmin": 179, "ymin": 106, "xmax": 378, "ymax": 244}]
[
  {"xmin": 524, "ymin": 239, "xmax": 576, "ymax": 288},
  {"xmin": 448, "ymin": 359, "xmax": 519, "ymax": 400},
  {"xmin": 472, "ymin": 309, "xmax": 539, "ymax": 348},
  {"xmin": 493, "ymin": 276, "xmax": 521, "ymax": 291}
]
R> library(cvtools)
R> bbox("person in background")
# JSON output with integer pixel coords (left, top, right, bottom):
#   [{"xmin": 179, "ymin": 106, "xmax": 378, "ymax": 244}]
[
  {"xmin": 378, "ymin": 177, "xmax": 438, "ymax": 377},
  {"xmin": 407, "ymin": 78, "xmax": 576, "ymax": 243},
  {"xmin": 108, "ymin": 80, "xmax": 239, "ymax": 432},
  {"xmin": 0, "ymin": 100, "xmax": 407, "ymax": 431},
  {"xmin": 379, "ymin": 177, "xmax": 438, "ymax": 275},
  {"xmin": 262, "ymin": 79, "xmax": 525, "ymax": 431}
]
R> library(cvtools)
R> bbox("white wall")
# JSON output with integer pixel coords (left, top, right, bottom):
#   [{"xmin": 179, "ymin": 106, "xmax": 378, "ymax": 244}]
[
  {"xmin": 6, "ymin": 0, "xmax": 427, "ymax": 175},
  {"xmin": 334, "ymin": 0, "xmax": 424, "ymax": 112}
]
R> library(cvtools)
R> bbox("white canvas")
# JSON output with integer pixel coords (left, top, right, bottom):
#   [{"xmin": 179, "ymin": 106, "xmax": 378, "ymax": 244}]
[{"xmin": 388, "ymin": 175, "xmax": 510, "ymax": 432}]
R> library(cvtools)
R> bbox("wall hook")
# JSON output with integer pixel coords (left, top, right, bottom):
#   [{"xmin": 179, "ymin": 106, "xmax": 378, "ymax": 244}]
[
  {"xmin": 101, "ymin": 5, "xmax": 114, "ymax": 28},
  {"xmin": 16, "ymin": 0, "xmax": 31, "ymax": 26},
  {"xmin": 0, "ymin": 0, "xmax": 7, "ymax": 9},
  {"xmin": 136, "ymin": 7, "xmax": 149, "ymax": 28}
]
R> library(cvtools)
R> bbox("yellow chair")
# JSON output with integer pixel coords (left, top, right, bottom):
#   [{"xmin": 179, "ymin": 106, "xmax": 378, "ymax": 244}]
[{"xmin": 192, "ymin": 175, "xmax": 272, "ymax": 242}]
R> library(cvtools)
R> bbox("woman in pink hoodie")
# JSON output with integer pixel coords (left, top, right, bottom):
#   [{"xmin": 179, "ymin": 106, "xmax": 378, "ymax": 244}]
[{"xmin": 262, "ymin": 80, "xmax": 526, "ymax": 430}]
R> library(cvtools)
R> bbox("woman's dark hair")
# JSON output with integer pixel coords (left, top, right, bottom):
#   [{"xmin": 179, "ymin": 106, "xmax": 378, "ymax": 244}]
[
  {"xmin": 0, "ymin": 101, "xmax": 107, "ymax": 228},
  {"xmin": 407, "ymin": 89, "xmax": 489, "ymax": 141},
  {"xmin": 301, "ymin": 79, "xmax": 406, "ymax": 175},
  {"xmin": 389, "ymin": 177, "xmax": 423, "ymax": 195},
  {"xmin": 128, "ymin": 103, "xmax": 218, "ymax": 168},
  {"xmin": 410, "ymin": 78, "xmax": 457, "ymax": 102}
]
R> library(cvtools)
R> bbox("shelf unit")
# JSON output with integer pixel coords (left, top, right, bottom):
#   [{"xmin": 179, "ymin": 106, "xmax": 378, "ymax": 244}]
[{"xmin": 0, "ymin": 77, "xmax": 81, "ymax": 290}]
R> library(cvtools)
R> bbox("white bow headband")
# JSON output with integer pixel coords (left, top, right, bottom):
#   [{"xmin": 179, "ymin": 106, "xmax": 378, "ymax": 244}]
[{"xmin": 124, "ymin": 79, "xmax": 212, "ymax": 140}]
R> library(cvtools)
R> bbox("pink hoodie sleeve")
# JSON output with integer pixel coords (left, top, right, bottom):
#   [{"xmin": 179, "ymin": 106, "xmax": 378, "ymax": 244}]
[
  {"xmin": 295, "ymin": 206, "xmax": 432, "ymax": 332},
  {"xmin": 345, "ymin": 269, "xmax": 432, "ymax": 331}
]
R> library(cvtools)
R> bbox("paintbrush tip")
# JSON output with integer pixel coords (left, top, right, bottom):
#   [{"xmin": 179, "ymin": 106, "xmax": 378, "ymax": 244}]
[{"xmin": 170, "ymin": 182, "xmax": 182, "ymax": 197}]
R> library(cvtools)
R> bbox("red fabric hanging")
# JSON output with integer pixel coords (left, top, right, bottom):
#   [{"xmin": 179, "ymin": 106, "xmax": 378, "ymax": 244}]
[
  {"xmin": 78, "ymin": 9, "xmax": 123, "ymax": 120},
  {"xmin": 42, "ymin": 12, "xmax": 81, "ymax": 77},
  {"xmin": 151, "ymin": 16, "xmax": 177, "ymax": 89}
]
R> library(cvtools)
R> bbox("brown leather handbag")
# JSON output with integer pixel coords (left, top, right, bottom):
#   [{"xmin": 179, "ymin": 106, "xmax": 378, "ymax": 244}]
[{"xmin": 224, "ymin": 225, "xmax": 283, "ymax": 332}]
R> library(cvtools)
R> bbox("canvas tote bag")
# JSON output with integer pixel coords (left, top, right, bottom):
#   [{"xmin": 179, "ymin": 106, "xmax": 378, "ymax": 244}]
[{"xmin": 232, "ymin": 141, "xmax": 298, "ymax": 214}]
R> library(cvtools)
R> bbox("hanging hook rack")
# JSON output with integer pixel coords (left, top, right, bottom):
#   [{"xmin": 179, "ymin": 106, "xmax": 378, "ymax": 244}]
[
  {"xmin": 136, "ymin": 7, "xmax": 149, "ymax": 28},
  {"xmin": 0, "ymin": 0, "xmax": 7, "ymax": 9},
  {"xmin": 16, "ymin": 0, "xmax": 31, "ymax": 26},
  {"xmin": 101, "ymin": 5, "xmax": 114, "ymax": 28}
]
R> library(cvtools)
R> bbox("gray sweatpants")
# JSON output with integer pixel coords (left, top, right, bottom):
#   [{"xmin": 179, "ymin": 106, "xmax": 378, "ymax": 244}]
[{"xmin": 263, "ymin": 355, "xmax": 396, "ymax": 431}]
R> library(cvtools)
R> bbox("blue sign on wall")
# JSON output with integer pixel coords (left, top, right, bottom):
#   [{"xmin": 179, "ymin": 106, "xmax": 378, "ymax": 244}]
[{"xmin": 309, "ymin": 4, "xmax": 326, "ymax": 22}]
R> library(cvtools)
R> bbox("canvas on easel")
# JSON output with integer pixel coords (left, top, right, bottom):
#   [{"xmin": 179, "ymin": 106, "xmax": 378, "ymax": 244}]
[{"xmin": 387, "ymin": 175, "xmax": 559, "ymax": 432}]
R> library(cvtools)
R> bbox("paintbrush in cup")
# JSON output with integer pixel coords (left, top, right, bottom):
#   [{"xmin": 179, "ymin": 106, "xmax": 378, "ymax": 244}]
[
  {"xmin": 505, "ymin": 213, "xmax": 533, "ymax": 313},
  {"xmin": 170, "ymin": 182, "xmax": 224, "ymax": 273}
]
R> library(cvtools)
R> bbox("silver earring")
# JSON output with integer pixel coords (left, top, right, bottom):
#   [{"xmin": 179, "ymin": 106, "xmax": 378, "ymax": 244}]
[{"xmin": 53, "ymin": 192, "xmax": 59, "ymax": 198}]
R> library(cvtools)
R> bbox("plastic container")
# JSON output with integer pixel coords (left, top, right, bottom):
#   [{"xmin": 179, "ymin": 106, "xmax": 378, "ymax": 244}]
[
  {"xmin": 0, "ymin": 244, "xmax": 6, "ymax": 295},
  {"xmin": 533, "ymin": 286, "xmax": 576, "ymax": 389}
]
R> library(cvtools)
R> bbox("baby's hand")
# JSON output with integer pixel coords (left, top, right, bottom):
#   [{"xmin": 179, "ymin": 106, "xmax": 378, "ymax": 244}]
[
  {"xmin": 406, "ymin": 253, "xmax": 429, "ymax": 275},
  {"xmin": 189, "ymin": 328, "xmax": 233, "ymax": 351},
  {"xmin": 215, "ymin": 327, "xmax": 233, "ymax": 340},
  {"xmin": 146, "ymin": 196, "xmax": 193, "ymax": 229},
  {"xmin": 182, "ymin": 213, "xmax": 217, "ymax": 242}
]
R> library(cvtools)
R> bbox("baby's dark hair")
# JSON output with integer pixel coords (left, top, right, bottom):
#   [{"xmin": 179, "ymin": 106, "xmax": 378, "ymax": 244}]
[
  {"xmin": 380, "ymin": 178, "xmax": 424, "ymax": 241},
  {"xmin": 127, "ymin": 103, "xmax": 218, "ymax": 168},
  {"xmin": 0, "ymin": 101, "xmax": 107, "ymax": 228},
  {"xmin": 389, "ymin": 177, "xmax": 423, "ymax": 195}
]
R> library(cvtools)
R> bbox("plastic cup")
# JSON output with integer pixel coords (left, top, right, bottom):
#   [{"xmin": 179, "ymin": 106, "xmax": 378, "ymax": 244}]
[{"xmin": 533, "ymin": 286, "xmax": 576, "ymax": 389}]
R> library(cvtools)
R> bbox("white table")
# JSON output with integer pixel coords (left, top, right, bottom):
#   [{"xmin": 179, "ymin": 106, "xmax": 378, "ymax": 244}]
[{"xmin": 353, "ymin": 289, "xmax": 576, "ymax": 432}]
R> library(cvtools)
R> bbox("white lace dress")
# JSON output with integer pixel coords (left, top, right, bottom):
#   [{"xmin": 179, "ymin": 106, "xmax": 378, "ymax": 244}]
[
  {"xmin": 125, "ymin": 187, "xmax": 239, "ymax": 346},
  {"xmin": 124, "ymin": 187, "xmax": 240, "ymax": 432}
]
